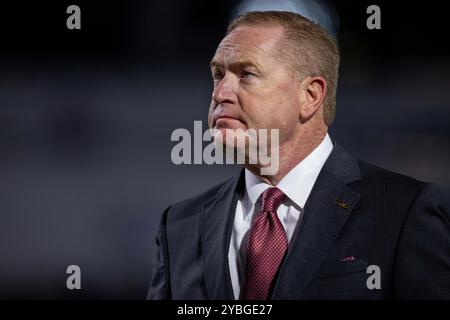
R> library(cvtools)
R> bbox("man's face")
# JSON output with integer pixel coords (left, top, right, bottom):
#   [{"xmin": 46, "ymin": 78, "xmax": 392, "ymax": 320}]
[{"xmin": 208, "ymin": 25, "xmax": 302, "ymax": 145}]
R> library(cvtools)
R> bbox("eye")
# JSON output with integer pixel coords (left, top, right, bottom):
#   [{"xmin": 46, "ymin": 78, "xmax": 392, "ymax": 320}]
[
  {"xmin": 241, "ymin": 70, "xmax": 254, "ymax": 79},
  {"xmin": 213, "ymin": 70, "xmax": 224, "ymax": 80}
]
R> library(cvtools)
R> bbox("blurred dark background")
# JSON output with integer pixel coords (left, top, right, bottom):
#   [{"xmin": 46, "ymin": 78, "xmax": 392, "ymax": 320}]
[{"xmin": 0, "ymin": 0, "xmax": 449, "ymax": 299}]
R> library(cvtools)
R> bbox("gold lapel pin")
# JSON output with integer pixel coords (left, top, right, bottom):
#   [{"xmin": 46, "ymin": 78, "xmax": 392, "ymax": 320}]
[{"xmin": 335, "ymin": 198, "xmax": 349, "ymax": 209}]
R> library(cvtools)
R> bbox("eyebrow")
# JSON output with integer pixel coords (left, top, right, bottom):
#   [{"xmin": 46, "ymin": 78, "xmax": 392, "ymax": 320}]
[{"xmin": 210, "ymin": 59, "xmax": 261, "ymax": 71}]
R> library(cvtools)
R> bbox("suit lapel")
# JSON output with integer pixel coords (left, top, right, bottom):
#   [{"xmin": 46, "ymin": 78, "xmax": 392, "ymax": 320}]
[
  {"xmin": 201, "ymin": 172, "xmax": 244, "ymax": 299},
  {"xmin": 272, "ymin": 144, "xmax": 362, "ymax": 299}
]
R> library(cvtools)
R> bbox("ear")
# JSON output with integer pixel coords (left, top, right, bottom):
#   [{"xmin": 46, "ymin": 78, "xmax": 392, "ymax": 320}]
[{"xmin": 299, "ymin": 76, "xmax": 327, "ymax": 121}]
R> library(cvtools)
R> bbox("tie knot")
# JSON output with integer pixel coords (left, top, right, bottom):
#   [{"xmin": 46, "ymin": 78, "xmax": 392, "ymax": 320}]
[{"xmin": 261, "ymin": 187, "xmax": 286, "ymax": 212}]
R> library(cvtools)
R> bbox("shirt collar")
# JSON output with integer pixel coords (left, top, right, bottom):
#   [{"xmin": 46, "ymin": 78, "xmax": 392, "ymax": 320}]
[{"xmin": 243, "ymin": 133, "xmax": 334, "ymax": 215}]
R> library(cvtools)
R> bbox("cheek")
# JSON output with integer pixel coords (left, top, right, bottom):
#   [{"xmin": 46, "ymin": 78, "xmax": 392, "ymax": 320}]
[
  {"xmin": 279, "ymin": 97, "xmax": 299, "ymax": 121},
  {"xmin": 238, "ymin": 81, "xmax": 298, "ymax": 129},
  {"xmin": 276, "ymin": 82, "xmax": 299, "ymax": 114},
  {"xmin": 262, "ymin": 89, "xmax": 299, "ymax": 134},
  {"xmin": 238, "ymin": 96, "xmax": 267, "ymax": 128},
  {"xmin": 207, "ymin": 102, "xmax": 215, "ymax": 128},
  {"xmin": 269, "ymin": 88, "xmax": 298, "ymax": 123},
  {"xmin": 278, "ymin": 101, "xmax": 300, "ymax": 135}
]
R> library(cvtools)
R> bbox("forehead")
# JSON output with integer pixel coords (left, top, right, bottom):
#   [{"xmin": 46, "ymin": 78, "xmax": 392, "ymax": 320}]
[{"xmin": 211, "ymin": 25, "xmax": 284, "ymax": 67}]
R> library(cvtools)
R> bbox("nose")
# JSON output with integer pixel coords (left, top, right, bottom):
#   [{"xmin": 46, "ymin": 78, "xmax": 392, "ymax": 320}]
[{"xmin": 212, "ymin": 74, "xmax": 238, "ymax": 106}]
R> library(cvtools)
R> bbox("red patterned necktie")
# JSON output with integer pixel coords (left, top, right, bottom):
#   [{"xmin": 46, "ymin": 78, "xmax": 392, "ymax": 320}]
[{"xmin": 242, "ymin": 187, "xmax": 287, "ymax": 300}]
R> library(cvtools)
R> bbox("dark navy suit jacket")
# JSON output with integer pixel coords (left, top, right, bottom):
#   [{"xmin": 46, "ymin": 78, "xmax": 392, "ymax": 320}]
[{"xmin": 147, "ymin": 144, "xmax": 450, "ymax": 299}]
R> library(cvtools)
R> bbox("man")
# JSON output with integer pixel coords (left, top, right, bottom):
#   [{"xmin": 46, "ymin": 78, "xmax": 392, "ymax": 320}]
[{"xmin": 147, "ymin": 11, "xmax": 450, "ymax": 299}]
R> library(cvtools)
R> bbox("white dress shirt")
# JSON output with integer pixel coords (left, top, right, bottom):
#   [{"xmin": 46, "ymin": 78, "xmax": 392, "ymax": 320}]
[{"xmin": 227, "ymin": 133, "xmax": 334, "ymax": 299}]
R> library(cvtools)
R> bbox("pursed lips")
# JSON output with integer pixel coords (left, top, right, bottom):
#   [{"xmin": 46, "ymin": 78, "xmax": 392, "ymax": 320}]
[
  {"xmin": 214, "ymin": 116, "xmax": 245, "ymax": 128},
  {"xmin": 213, "ymin": 110, "xmax": 244, "ymax": 127}
]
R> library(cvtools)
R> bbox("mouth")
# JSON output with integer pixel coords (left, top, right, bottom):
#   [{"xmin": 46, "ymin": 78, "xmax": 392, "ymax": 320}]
[
  {"xmin": 214, "ymin": 116, "xmax": 245, "ymax": 129},
  {"xmin": 215, "ymin": 115, "xmax": 240, "ymax": 122}
]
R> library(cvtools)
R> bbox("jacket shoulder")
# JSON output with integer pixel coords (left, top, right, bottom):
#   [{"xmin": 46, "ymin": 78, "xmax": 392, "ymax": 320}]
[
  {"xmin": 356, "ymin": 159, "xmax": 424, "ymax": 187},
  {"xmin": 352, "ymin": 159, "xmax": 430, "ymax": 209}
]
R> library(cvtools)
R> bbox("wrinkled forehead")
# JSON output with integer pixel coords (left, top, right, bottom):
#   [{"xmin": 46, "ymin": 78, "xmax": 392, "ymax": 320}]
[{"xmin": 211, "ymin": 25, "xmax": 284, "ymax": 68}]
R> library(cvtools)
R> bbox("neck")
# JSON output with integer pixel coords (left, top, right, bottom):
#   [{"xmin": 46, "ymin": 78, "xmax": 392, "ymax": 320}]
[{"xmin": 245, "ymin": 128, "xmax": 327, "ymax": 186}]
